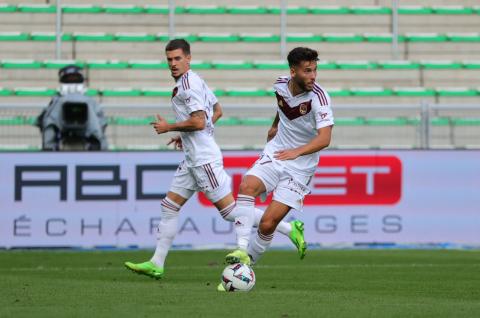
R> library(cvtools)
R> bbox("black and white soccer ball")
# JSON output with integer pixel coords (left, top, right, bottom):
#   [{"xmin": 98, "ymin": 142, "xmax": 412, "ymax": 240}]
[{"xmin": 221, "ymin": 263, "xmax": 256, "ymax": 292}]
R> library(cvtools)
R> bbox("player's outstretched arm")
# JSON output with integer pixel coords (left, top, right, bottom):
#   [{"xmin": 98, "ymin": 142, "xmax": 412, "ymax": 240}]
[
  {"xmin": 151, "ymin": 111, "xmax": 206, "ymax": 134},
  {"xmin": 274, "ymin": 125, "xmax": 332, "ymax": 160}
]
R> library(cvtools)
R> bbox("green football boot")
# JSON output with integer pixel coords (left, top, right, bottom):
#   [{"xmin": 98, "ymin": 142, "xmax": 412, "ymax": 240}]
[
  {"xmin": 217, "ymin": 283, "xmax": 226, "ymax": 292},
  {"xmin": 225, "ymin": 249, "xmax": 251, "ymax": 265},
  {"xmin": 289, "ymin": 220, "xmax": 307, "ymax": 259},
  {"xmin": 124, "ymin": 260, "xmax": 164, "ymax": 280}
]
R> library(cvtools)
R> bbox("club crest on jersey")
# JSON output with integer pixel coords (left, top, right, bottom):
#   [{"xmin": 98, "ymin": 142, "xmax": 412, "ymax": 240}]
[{"xmin": 299, "ymin": 103, "xmax": 308, "ymax": 115}]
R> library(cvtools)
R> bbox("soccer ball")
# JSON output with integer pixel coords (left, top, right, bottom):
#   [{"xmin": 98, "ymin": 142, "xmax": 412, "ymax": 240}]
[{"xmin": 221, "ymin": 263, "xmax": 256, "ymax": 292}]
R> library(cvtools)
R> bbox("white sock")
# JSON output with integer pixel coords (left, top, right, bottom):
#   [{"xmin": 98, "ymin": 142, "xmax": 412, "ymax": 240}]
[
  {"xmin": 247, "ymin": 230, "xmax": 274, "ymax": 264},
  {"xmin": 219, "ymin": 203, "xmax": 292, "ymax": 237},
  {"xmin": 150, "ymin": 197, "xmax": 180, "ymax": 268},
  {"xmin": 232, "ymin": 194, "xmax": 255, "ymax": 250}
]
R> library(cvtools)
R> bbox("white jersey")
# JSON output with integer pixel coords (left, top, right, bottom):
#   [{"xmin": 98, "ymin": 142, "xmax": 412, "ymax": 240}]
[
  {"xmin": 171, "ymin": 70, "xmax": 222, "ymax": 167},
  {"xmin": 264, "ymin": 76, "xmax": 334, "ymax": 176}
]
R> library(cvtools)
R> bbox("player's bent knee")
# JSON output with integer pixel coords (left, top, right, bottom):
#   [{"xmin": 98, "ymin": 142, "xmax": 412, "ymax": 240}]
[
  {"xmin": 238, "ymin": 181, "xmax": 261, "ymax": 197},
  {"xmin": 259, "ymin": 219, "xmax": 276, "ymax": 235}
]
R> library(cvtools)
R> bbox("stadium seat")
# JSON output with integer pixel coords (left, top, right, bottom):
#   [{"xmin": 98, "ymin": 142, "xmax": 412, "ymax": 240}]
[
  {"xmin": 185, "ymin": 6, "xmax": 226, "ymax": 14},
  {"xmin": 377, "ymin": 61, "xmax": 420, "ymax": 69},
  {"xmin": 253, "ymin": 60, "xmax": 289, "ymax": 69},
  {"xmin": 405, "ymin": 33, "xmax": 448, "ymax": 42},
  {"xmin": 102, "ymin": 5, "xmax": 144, "ymax": 14},
  {"xmin": 128, "ymin": 60, "xmax": 168, "ymax": 69},
  {"xmin": 308, "ymin": 6, "xmax": 350, "ymax": 14},
  {"xmin": 420, "ymin": 60, "xmax": 462, "ymax": 69},
  {"xmin": 101, "ymin": 88, "xmax": 141, "ymax": 97},
  {"xmin": 334, "ymin": 117, "xmax": 366, "ymax": 126},
  {"xmin": 226, "ymin": 6, "xmax": 268, "ymax": 14},
  {"xmin": 452, "ymin": 118, "xmax": 480, "ymax": 126},
  {"xmin": 0, "ymin": 32, "xmax": 29, "ymax": 41},
  {"xmin": 336, "ymin": 61, "xmax": 377, "ymax": 69},
  {"xmin": 267, "ymin": 6, "xmax": 309, "ymax": 14},
  {"xmin": 240, "ymin": 33, "xmax": 281, "ymax": 42},
  {"xmin": 0, "ymin": 87, "xmax": 13, "ymax": 96},
  {"xmin": 197, "ymin": 33, "xmax": 239, "ymax": 42},
  {"xmin": 0, "ymin": 4, "xmax": 16, "ymax": 12},
  {"xmin": 225, "ymin": 88, "xmax": 268, "ymax": 97},
  {"xmin": 86, "ymin": 60, "xmax": 129, "ymax": 69},
  {"xmin": 287, "ymin": 33, "xmax": 323, "ymax": 42},
  {"xmin": 115, "ymin": 33, "xmax": 156, "ymax": 42},
  {"xmin": 366, "ymin": 117, "xmax": 409, "ymax": 126},
  {"xmin": 141, "ymin": 88, "xmax": 172, "ymax": 97},
  {"xmin": 30, "ymin": 32, "xmax": 73, "ymax": 41},
  {"xmin": 350, "ymin": 6, "xmax": 391, "ymax": 14},
  {"xmin": 323, "ymin": 33, "xmax": 364, "ymax": 42},
  {"xmin": 17, "ymin": 4, "xmax": 56, "ymax": 13},
  {"xmin": 397, "ymin": 6, "xmax": 433, "ymax": 15},
  {"xmin": 432, "ymin": 6, "xmax": 474, "ymax": 15},
  {"xmin": 393, "ymin": 87, "xmax": 436, "ymax": 96},
  {"xmin": 14, "ymin": 87, "xmax": 56, "ymax": 96},
  {"xmin": 73, "ymin": 32, "xmax": 115, "ymax": 42},
  {"xmin": 436, "ymin": 88, "xmax": 478, "ymax": 97},
  {"xmin": 350, "ymin": 87, "xmax": 393, "ymax": 96},
  {"xmin": 1, "ymin": 59, "xmax": 42, "ymax": 69},
  {"xmin": 212, "ymin": 61, "xmax": 254, "ymax": 69},
  {"xmin": 62, "ymin": 5, "xmax": 102, "ymax": 14}
]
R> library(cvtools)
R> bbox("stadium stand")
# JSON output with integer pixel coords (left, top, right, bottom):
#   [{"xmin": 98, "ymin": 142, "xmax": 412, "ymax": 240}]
[{"xmin": 0, "ymin": 1, "xmax": 479, "ymax": 150}]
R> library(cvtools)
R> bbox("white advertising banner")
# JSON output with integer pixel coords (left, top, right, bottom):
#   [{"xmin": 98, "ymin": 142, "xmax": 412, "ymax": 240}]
[{"xmin": 0, "ymin": 150, "xmax": 479, "ymax": 248}]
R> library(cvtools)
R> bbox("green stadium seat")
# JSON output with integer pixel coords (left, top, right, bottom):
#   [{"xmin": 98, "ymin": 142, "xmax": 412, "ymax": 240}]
[
  {"xmin": 143, "ymin": 5, "xmax": 168, "ymax": 14},
  {"xmin": 114, "ymin": 117, "xmax": 152, "ymax": 126},
  {"xmin": 430, "ymin": 117, "xmax": 450, "ymax": 126},
  {"xmin": 334, "ymin": 117, "xmax": 366, "ymax": 126},
  {"xmin": 366, "ymin": 117, "xmax": 408, "ymax": 126},
  {"xmin": 30, "ymin": 32, "xmax": 73, "ymax": 41},
  {"xmin": 363, "ymin": 33, "xmax": 405, "ymax": 42},
  {"xmin": 327, "ymin": 88, "xmax": 351, "ymax": 96},
  {"xmin": 350, "ymin": 87, "xmax": 393, "ymax": 96},
  {"xmin": 43, "ymin": 60, "xmax": 85, "ymax": 69},
  {"xmin": 213, "ymin": 89, "xmax": 226, "ymax": 97},
  {"xmin": 241, "ymin": 118, "xmax": 274, "ymax": 126},
  {"xmin": 226, "ymin": 6, "xmax": 268, "ymax": 14},
  {"xmin": 287, "ymin": 33, "xmax": 322, "ymax": 42},
  {"xmin": 198, "ymin": 33, "xmax": 239, "ymax": 42},
  {"xmin": 85, "ymin": 89, "xmax": 99, "ymax": 96},
  {"xmin": 405, "ymin": 33, "xmax": 448, "ymax": 42},
  {"xmin": 101, "ymin": 88, "xmax": 141, "ymax": 97},
  {"xmin": 185, "ymin": 6, "xmax": 226, "ymax": 14},
  {"xmin": 0, "ymin": 88, "xmax": 13, "ymax": 96},
  {"xmin": 462, "ymin": 61, "xmax": 480, "ymax": 69},
  {"xmin": 15, "ymin": 87, "xmax": 57, "ymax": 96},
  {"xmin": 157, "ymin": 33, "xmax": 198, "ymax": 42},
  {"xmin": 323, "ymin": 33, "xmax": 363, "ymax": 42},
  {"xmin": 0, "ymin": 32, "xmax": 29, "ymax": 41},
  {"xmin": 216, "ymin": 117, "xmax": 242, "ymax": 126},
  {"xmin": 129, "ymin": 60, "xmax": 168, "ymax": 69},
  {"xmin": 1, "ymin": 59, "xmax": 42, "ymax": 69},
  {"xmin": 226, "ymin": 88, "xmax": 268, "ymax": 97},
  {"xmin": 393, "ymin": 87, "xmax": 435, "ymax": 96},
  {"xmin": 0, "ymin": 116, "xmax": 25, "ymax": 125},
  {"xmin": 212, "ymin": 61, "xmax": 254, "ymax": 69},
  {"xmin": 446, "ymin": 33, "xmax": 480, "ymax": 42},
  {"xmin": 240, "ymin": 33, "xmax": 280, "ymax": 42},
  {"xmin": 253, "ymin": 60, "xmax": 289, "ymax": 69},
  {"xmin": 190, "ymin": 60, "xmax": 213, "ymax": 69},
  {"xmin": 350, "ymin": 6, "xmax": 391, "ymax": 14},
  {"xmin": 397, "ymin": 6, "xmax": 433, "ymax": 14},
  {"xmin": 420, "ymin": 60, "xmax": 462, "ymax": 69},
  {"xmin": 436, "ymin": 88, "xmax": 477, "ymax": 97},
  {"xmin": 268, "ymin": 6, "xmax": 309, "ymax": 14},
  {"xmin": 0, "ymin": 4, "xmax": 16, "ymax": 12},
  {"xmin": 141, "ymin": 88, "xmax": 172, "ymax": 97},
  {"xmin": 87, "ymin": 60, "xmax": 128, "ymax": 69},
  {"xmin": 452, "ymin": 118, "xmax": 480, "ymax": 126},
  {"xmin": 115, "ymin": 32, "xmax": 156, "ymax": 42},
  {"xmin": 377, "ymin": 61, "xmax": 420, "ymax": 69},
  {"xmin": 432, "ymin": 6, "xmax": 474, "ymax": 15},
  {"xmin": 309, "ymin": 6, "xmax": 350, "ymax": 14},
  {"xmin": 102, "ymin": 5, "xmax": 144, "ymax": 14},
  {"xmin": 336, "ymin": 61, "xmax": 377, "ymax": 69},
  {"xmin": 62, "ymin": 5, "xmax": 102, "ymax": 14},
  {"xmin": 317, "ymin": 61, "xmax": 337, "ymax": 69},
  {"xmin": 73, "ymin": 32, "xmax": 115, "ymax": 41},
  {"xmin": 17, "ymin": 4, "xmax": 56, "ymax": 13}
]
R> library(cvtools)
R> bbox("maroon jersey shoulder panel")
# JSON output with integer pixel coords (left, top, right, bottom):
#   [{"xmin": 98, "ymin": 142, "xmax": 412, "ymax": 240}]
[
  {"xmin": 275, "ymin": 91, "xmax": 312, "ymax": 120},
  {"xmin": 172, "ymin": 86, "xmax": 178, "ymax": 98}
]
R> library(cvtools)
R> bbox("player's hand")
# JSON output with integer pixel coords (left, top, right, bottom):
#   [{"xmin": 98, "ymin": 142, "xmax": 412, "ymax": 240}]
[
  {"xmin": 167, "ymin": 135, "xmax": 183, "ymax": 150},
  {"xmin": 267, "ymin": 127, "xmax": 278, "ymax": 142},
  {"xmin": 150, "ymin": 114, "xmax": 169, "ymax": 134},
  {"xmin": 274, "ymin": 149, "xmax": 301, "ymax": 161}
]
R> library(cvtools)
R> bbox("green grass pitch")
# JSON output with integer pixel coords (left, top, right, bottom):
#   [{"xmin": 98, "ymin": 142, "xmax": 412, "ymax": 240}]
[{"xmin": 1, "ymin": 249, "xmax": 479, "ymax": 317}]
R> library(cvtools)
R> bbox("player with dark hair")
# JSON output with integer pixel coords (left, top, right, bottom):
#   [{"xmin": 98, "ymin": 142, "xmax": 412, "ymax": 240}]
[{"xmin": 224, "ymin": 47, "xmax": 334, "ymax": 267}]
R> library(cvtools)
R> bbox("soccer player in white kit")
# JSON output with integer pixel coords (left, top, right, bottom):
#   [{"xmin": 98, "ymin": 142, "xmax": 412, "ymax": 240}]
[
  {"xmin": 124, "ymin": 39, "xmax": 306, "ymax": 281},
  {"xmin": 225, "ymin": 47, "xmax": 334, "ymax": 266}
]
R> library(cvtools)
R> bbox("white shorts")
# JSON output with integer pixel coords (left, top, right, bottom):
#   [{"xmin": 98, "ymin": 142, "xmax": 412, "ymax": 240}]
[
  {"xmin": 170, "ymin": 160, "xmax": 232, "ymax": 203},
  {"xmin": 246, "ymin": 153, "xmax": 312, "ymax": 211}
]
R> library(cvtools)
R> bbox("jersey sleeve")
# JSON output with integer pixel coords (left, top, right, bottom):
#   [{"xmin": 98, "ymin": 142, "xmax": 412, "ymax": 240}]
[
  {"xmin": 181, "ymin": 77, "xmax": 206, "ymax": 114},
  {"xmin": 205, "ymin": 85, "xmax": 218, "ymax": 107},
  {"xmin": 312, "ymin": 90, "xmax": 334, "ymax": 129}
]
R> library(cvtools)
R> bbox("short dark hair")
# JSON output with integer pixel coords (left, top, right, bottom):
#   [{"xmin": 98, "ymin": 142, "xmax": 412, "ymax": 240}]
[
  {"xmin": 287, "ymin": 47, "xmax": 319, "ymax": 67},
  {"xmin": 165, "ymin": 39, "xmax": 191, "ymax": 55}
]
